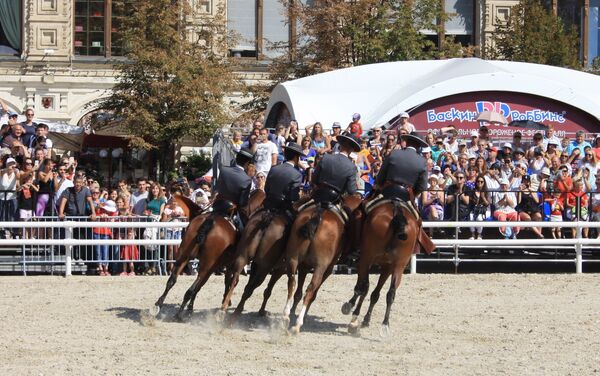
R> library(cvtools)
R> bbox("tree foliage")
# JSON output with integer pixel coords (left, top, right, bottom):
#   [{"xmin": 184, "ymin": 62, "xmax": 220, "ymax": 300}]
[
  {"xmin": 99, "ymin": 0, "xmax": 240, "ymax": 151},
  {"xmin": 487, "ymin": 0, "xmax": 580, "ymax": 68},
  {"xmin": 243, "ymin": 0, "xmax": 466, "ymax": 116}
]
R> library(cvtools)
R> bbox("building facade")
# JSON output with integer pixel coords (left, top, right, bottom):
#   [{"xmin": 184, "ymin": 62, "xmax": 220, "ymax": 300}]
[{"xmin": 0, "ymin": 0, "xmax": 598, "ymax": 127}]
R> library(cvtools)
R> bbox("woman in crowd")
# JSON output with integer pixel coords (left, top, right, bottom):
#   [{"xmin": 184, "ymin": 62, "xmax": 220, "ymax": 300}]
[
  {"xmin": 493, "ymin": 178, "xmax": 519, "ymax": 239},
  {"xmin": 445, "ymin": 171, "xmax": 471, "ymax": 221},
  {"xmin": 117, "ymin": 179, "xmax": 131, "ymax": 204},
  {"xmin": 231, "ymin": 130, "xmax": 243, "ymax": 151},
  {"xmin": 143, "ymin": 183, "xmax": 167, "ymax": 275},
  {"xmin": 285, "ymin": 121, "xmax": 302, "ymax": 145},
  {"xmin": 475, "ymin": 156, "xmax": 487, "ymax": 175},
  {"xmin": 529, "ymin": 148, "xmax": 547, "ymax": 176},
  {"xmin": 305, "ymin": 122, "xmax": 330, "ymax": 154},
  {"xmin": 469, "ymin": 173, "xmax": 491, "ymax": 240},
  {"xmin": 381, "ymin": 133, "xmax": 399, "ymax": 159},
  {"xmin": 421, "ymin": 175, "xmax": 445, "ymax": 236},
  {"xmin": 517, "ymin": 175, "xmax": 544, "ymax": 239},
  {"xmin": 0, "ymin": 158, "xmax": 19, "ymax": 228},
  {"xmin": 35, "ymin": 158, "xmax": 54, "ymax": 217},
  {"xmin": 329, "ymin": 122, "xmax": 342, "ymax": 151},
  {"xmin": 17, "ymin": 172, "xmax": 38, "ymax": 239}
]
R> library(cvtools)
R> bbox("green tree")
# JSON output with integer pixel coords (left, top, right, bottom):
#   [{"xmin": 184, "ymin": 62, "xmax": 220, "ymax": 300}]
[
  {"xmin": 488, "ymin": 0, "xmax": 580, "ymax": 68},
  {"xmin": 98, "ymin": 0, "xmax": 239, "ymax": 181}
]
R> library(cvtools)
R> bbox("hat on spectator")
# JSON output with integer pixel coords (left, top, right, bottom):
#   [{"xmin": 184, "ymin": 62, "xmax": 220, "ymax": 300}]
[
  {"xmin": 499, "ymin": 178, "xmax": 510, "ymax": 185},
  {"xmin": 489, "ymin": 146, "xmax": 498, "ymax": 152},
  {"xmin": 468, "ymin": 153, "xmax": 476, "ymax": 159},
  {"xmin": 6, "ymin": 157, "xmax": 16, "ymax": 165},
  {"xmin": 7, "ymin": 111, "xmax": 18, "ymax": 118},
  {"xmin": 459, "ymin": 139, "xmax": 467, "ymax": 146},
  {"xmin": 256, "ymin": 171, "xmax": 266, "ymax": 178},
  {"xmin": 101, "ymin": 200, "xmax": 117, "ymax": 213},
  {"xmin": 470, "ymin": 130, "xmax": 479, "ymax": 137},
  {"xmin": 502, "ymin": 142, "xmax": 513, "ymax": 150},
  {"xmin": 541, "ymin": 167, "xmax": 551, "ymax": 176},
  {"xmin": 490, "ymin": 162, "xmax": 502, "ymax": 170},
  {"xmin": 352, "ymin": 113, "xmax": 361, "ymax": 121},
  {"xmin": 399, "ymin": 112, "xmax": 409, "ymax": 118},
  {"xmin": 513, "ymin": 147, "xmax": 525, "ymax": 155},
  {"xmin": 432, "ymin": 165, "xmax": 441, "ymax": 172},
  {"xmin": 421, "ymin": 146, "xmax": 432, "ymax": 153},
  {"xmin": 516, "ymin": 162, "xmax": 528, "ymax": 169},
  {"xmin": 513, "ymin": 131, "xmax": 522, "ymax": 137},
  {"xmin": 547, "ymin": 139, "xmax": 559, "ymax": 146},
  {"xmin": 595, "ymin": 134, "xmax": 600, "ymax": 140},
  {"xmin": 332, "ymin": 122, "xmax": 341, "ymax": 129}
]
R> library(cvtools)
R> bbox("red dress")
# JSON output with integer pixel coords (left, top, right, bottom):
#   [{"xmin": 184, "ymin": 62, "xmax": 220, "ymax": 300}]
[{"xmin": 121, "ymin": 244, "xmax": 139, "ymax": 261}]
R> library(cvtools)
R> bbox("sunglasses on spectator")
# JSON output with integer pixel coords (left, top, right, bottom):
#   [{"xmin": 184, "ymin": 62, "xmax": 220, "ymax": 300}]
[
  {"xmin": 477, "ymin": 180, "xmax": 485, "ymax": 183},
  {"xmin": 26, "ymin": 113, "xmax": 34, "ymax": 117},
  {"xmin": 92, "ymin": 191, "xmax": 100, "ymax": 194},
  {"xmin": 457, "ymin": 176, "xmax": 465, "ymax": 179}
]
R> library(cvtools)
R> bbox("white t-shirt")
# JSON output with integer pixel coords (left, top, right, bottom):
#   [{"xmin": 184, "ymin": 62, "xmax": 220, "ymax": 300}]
[
  {"xmin": 54, "ymin": 178, "xmax": 74, "ymax": 206},
  {"xmin": 254, "ymin": 140, "xmax": 278, "ymax": 174}
]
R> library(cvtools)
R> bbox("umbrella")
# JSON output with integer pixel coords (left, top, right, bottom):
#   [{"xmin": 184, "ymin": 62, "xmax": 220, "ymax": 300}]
[{"xmin": 476, "ymin": 111, "xmax": 508, "ymax": 125}]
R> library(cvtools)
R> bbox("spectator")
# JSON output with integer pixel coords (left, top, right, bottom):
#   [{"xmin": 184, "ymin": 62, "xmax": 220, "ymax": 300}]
[
  {"xmin": 53, "ymin": 164, "xmax": 73, "ymax": 212},
  {"xmin": 2, "ymin": 124, "xmax": 28, "ymax": 150},
  {"xmin": 231, "ymin": 130, "xmax": 243, "ymax": 151},
  {"xmin": 162, "ymin": 197, "xmax": 184, "ymax": 274},
  {"xmin": 274, "ymin": 125, "xmax": 286, "ymax": 163},
  {"xmin": 465, "ymin": 166, "xmax": 478, "ymax": 190},
  {"xmin": 117, "ymin": 179, "xmax": 131, "ymax": 203},
  {"xmin": 57, "ymin": 176, "xmax": 95, "ymax": 219},
  {"xmin": 144, "ymin": 183, "xmax": 166, "ymax": 218},
  {"xmin": 381, "ymin": 132, "xmax": 399, "ymax": 159},
  {"xmin": 444, "ymin": 129, "xmax": 459, "ymax": 154},
  {"xmin": 478, "ymin": 126, "xmax": 490, "ymax": 141},
  {"xmin": 93, "ymin": 200, "xmax": 117, "ymax": 276},
  {"xmin": 566, "ymin": 179, "xmax": 589, "ymax": 238},
  {"xmin": 130, "ymin": 178, "xmax": 149, "ymax": 215},
  {"xmin": 191, "ymin": 179, "xmax": 211, "ymax": 209},
  {"xmin": 422, "ymin": 175, "xmax": 445, "ymax": 236},
  {"xmin": 254, "ymin": 128, "xmax": 278, "ymax": 175},
  {"xmin": 566, "ymin": 131, "xmax": 591, "ymax": 160},
  {"xmin": 369, "ymin": 127, "xmax": 383, "ymax": 147},
  {"xmin": 119, "ymin": 228, "xmax": 139, "ymax": 276},
  {"xmin": 467, "ymin": 131, "xmax": 479, "ymax": 154},
  {"xmin": 0, "ymin": 157, "xmax": 19, "ymax": 226},
  {"xmin": 554, "ymin": 164, "xmax": 573, "ymax": 201},
  {"xmin": 469, "ymin": 173, "xmax": 491, "ymax": 240},
  {"xmin": 475, "ymin": 139, "xmax": 488, "ymax": 160},
  {"xmin": 35, "ymin": 158, "xmax": 54, "ymax": 216},
  {"xmin": 445, "ymin": 171, "xmax": 471, "ymax": 221},
  {"xmin": 543, "ymin": 125, "xmax": 562, "ymax": 152},
  {"xmin": 512, "ymin": 147, "xmax": 528, "ymax": 167},
  {"xmin": 255, "ymin": 170, "xmax": 266, "ymax": 190},
  {"xmin": 546, "ymin": 190, "xmax": 565, "ymax": 239},
  {"xmin": 424, "ymin": 132, "xmax": 435, "ymax": 148},
  {"xmin": 397, "ymin": 112, "xmax": 415, "ymax": 134},
  {"xmin": 30, "ymin": 123, "xmax": 53, "ymax": 157},
  {"xmin": 590, "ymin": 175, "xmax": 600, "ymax": 238},
  {"xmin": 241, "ymin": 130, "xmax": 259, "ymax": 152},
  {"xmin": 475, "ymin": 156, "xmax": 487, "ymax": 175},
  {"xmin": 517, "ymin": 175, "xmax": 544, "ymax": 239},
  {"xmin": 592, "ymin": 134, "xmax": 600, "ymax": 160},
  {"xmin": 347, "ymin": 113, "xmax": 363, "ymax": 137},
  {"xmin": 493, "ymin": 178, "xmax": 519, "ymax": 239},
  {"xmin": 543, "ymin": 140, "xmax": 561, "ymax": 165},
  {"xmin": 306, "ymin": 122, "xmax": 330, "ymax": 154},
  {"xmin": 20, "ymin": 108, "xmax": 37, "ymax": 138},
  {"xmin": 285, "ymin": 120, "xmax": 302, "ymax": 145}
]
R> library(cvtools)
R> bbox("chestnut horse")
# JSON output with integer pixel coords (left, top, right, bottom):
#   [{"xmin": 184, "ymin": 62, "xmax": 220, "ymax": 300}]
[
  {"xmin": 283, "ymin": 195, "xmax": 362, "ymax": 334},
  {"xmin": 341, "ymin": 199, "xmax": 420, "ymax": 334},
  {"xmin": 220, "ymin": 207, "xmax": 291, "ymax": 324},
  {"xmin": 153, "ymin": 190, "xmax": 265, "ymax": 319}
]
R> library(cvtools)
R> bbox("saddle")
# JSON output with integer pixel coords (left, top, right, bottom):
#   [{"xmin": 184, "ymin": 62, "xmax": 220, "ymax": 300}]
[
  {"xmin": 297, "ymin": 198, "xmax": 350, "ymax": 226},
  {"xmin": 364, "ymin": 193, "xmax": 435, "ymax": 255},
  {"xmin": 209, "ymin": 198, "xmax": 239, "ymax": 232}
]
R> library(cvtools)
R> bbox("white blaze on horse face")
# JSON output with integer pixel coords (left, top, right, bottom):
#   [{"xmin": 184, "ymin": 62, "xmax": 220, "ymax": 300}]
[
  {"xmin": 296, "ymin": 305, "xmax": 307, "ymax": 328},
  {"xmin": 283, "ymin": 298, "xmax": 293, "ymax": 317}
]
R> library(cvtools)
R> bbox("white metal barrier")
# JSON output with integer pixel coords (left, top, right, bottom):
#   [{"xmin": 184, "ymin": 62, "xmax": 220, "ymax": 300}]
[{"xmin": 1, "ymin": 220, "xmax": 600, "ymax": 276}]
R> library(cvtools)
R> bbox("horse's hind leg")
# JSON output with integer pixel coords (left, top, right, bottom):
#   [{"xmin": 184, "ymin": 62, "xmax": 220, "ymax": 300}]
[
  {"xmin": 362, "ymin": 266, "xmax": 391, "ymax": 328},
  {"xmin": 290, "ymin": 266, "xmax": 326, "ymax": 335},
  {"xmin": 258, "ymin": 267, "xmax": 285, "ymax": 316},
  {"xmin": 175, "ymin": 266, "xmax": 212, "ymax": 321},
  {"xmin": 381, "ymin": 270, "xmax": 403, "ymax": 330},
  {"xmin": 290, "ymin": 268, "xmax": 308, "ymax": 317},
  {"xmin": 282, "ymin": 258, "xmax": 298, "ymax": 321},
  {"xmin": 221, "ymin": 270, "xmax": 240, "ymax": 311}
]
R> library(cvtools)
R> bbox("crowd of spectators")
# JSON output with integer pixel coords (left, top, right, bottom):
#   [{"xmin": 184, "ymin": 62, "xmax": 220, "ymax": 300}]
[
  {"xmin": 0, "ymin": 99, "xmax": 212, "ymax": 276},
  {"xmin": 234, "ymin": 113, "xmax": 600, "ymax": 241}
]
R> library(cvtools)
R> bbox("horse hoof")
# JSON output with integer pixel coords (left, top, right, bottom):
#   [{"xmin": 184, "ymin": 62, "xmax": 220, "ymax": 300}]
[
  {"xmin": 348, "ymin": 323, "xmax": 360, "ymax": 336},
  {"xmin": 379, "ymin": 324, "xmax": 391, "ymax": 338},
  {"xmin": 361, "ymin": 321, "xmax": 370, "ymax": 328},
  {"xmin": 341, "ymin": 302, "xmax": 353, "ymax": 315},
  {"xmin": 288, "ymin": 325, "xmax": 300, "ymax": 335},
  {"xmin": 214, "ymin": 309, "xmax": 226, "ymax": 323},
  {"xmin": 258, "ymin": 309, "xmax": 267, "ymax": 317},
  {"xmin": 151, "ymin": 305, "xmax": 161, "ymax": 317}
]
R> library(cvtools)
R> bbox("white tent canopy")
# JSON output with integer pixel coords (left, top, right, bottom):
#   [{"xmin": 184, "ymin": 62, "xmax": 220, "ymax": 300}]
[{"xmin": 265, "ymin": 58, "xmax": 600, "ymax": 131}]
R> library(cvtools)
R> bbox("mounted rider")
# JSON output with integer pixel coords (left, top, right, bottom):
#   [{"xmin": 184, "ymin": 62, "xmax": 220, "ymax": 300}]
[
  {"xmin": 263, "ymin": 142, "xmax": 304, "ymax": 215},
  {"xmin": 212, "ymin": 147, "xmax": 255, "ymax": 222},
  {"xmin": 374, "ymin": 133, "xmax": 434, "ymax": 252},
  {"xmin": 311, "ymin": 132, "xmax": 361, "ymax": 205}
]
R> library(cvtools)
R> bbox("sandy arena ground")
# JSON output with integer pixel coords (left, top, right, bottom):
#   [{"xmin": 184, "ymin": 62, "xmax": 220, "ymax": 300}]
[{"xmin": 1, "ymin": 274, "xmax": 600, "ymax": 375}]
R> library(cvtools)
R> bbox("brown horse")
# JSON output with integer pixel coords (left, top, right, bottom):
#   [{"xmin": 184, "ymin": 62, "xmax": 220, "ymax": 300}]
[
  {"xmin": 283, "ymin": 195, "xmax": 362, "ymax": 334},
  {"xmin": 340, "ymin": 200, "xmax": 421, "ymax": 334},
  {"xmin": 153, "ymin": 190, "xmax": 265, "ymax": 320},
  {"xmin": 220, "ymin": 207, "xmax": 291, "ymax": 324}
]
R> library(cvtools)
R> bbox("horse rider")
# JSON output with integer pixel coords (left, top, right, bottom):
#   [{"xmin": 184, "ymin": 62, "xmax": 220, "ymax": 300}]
[
  {"xmin": 264, "ymin": 142, "xmax": 304, "ymax": 215},
  {"xmin": 311, "ymin": 132, "xmax": 361, "ymax": 204},
  {"xmin": 375, "ymin": 133, "xmax": 428, "ymax": 240},
  {"xmin": 212, "ymin": 147, "xmax": 255, "ymax": 224}
]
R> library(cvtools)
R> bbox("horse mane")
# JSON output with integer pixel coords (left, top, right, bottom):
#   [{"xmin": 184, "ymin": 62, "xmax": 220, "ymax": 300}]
[{"xmin": 299, "ymin": 206, "xmax": 324, "ymax": 239}]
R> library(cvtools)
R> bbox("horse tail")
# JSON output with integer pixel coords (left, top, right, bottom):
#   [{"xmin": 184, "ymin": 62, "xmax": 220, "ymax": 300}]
[
  {"xmin": 299, "ymin": 206, "xmax": 324, "ymax": 239},
  {"xmin": 196, "ymin": 216, "xmax": 215, "ymax": 246}
]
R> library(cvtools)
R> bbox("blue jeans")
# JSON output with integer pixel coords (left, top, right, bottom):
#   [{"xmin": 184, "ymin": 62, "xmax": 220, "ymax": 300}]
[{"xmin": 94, "ymin": 233, "xmax": 110, "ymax": 267}]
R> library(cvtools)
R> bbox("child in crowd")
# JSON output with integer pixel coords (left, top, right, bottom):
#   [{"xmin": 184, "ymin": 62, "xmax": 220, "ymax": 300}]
[
  {"xmin": 120, "ymin": 228, "xmax": 139, "ymax": 276},
  {"xmin": 547, "ymin": 191, "xmax": 564, "ymax": 239}
]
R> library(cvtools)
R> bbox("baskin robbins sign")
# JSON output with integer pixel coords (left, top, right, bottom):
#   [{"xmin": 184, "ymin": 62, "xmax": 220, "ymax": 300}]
[{"xmin": 408, "ymin": 91, "xmax": 600, "ymax": 138}]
